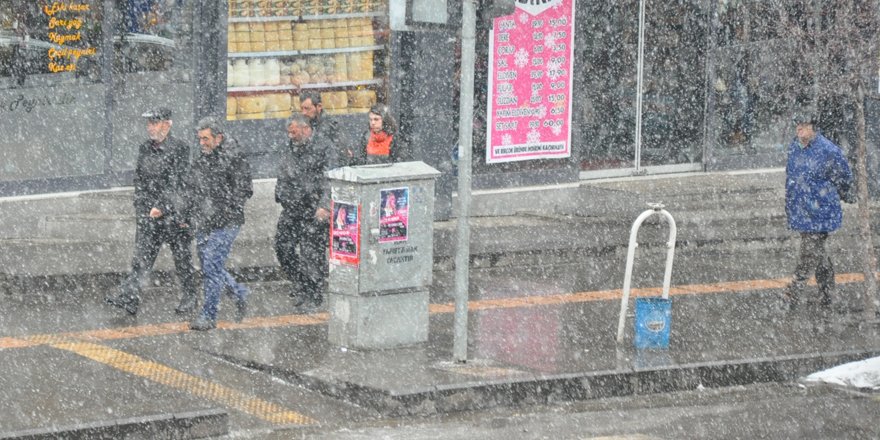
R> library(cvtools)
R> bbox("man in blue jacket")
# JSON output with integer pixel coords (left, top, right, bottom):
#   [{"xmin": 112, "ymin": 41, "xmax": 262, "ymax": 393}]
[{"xmin": 784, "ymin": 113, "xmax": 854, "ymax": 310}]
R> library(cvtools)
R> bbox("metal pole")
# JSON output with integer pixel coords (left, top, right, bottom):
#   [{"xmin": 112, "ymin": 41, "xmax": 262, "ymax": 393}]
[
  {"xmin": 634, "ymin": 0, "xmax": 647, "ymax": 171},
  {"xmin": 616, "ymin": 205, "xmax": 677, "ymax": 344},
  {"xmin": 453, "ymin": 0, "xmax": 476, "ymax": 363},
  {"xmin": 101, "ymin": 0, "xmax": 116, "ymax": 183}
]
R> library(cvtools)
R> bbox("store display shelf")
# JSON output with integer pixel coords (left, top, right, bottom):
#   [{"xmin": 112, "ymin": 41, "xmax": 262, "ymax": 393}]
[
  {"xmin": 228, "ymin": 45, "xmax": 382, "ymax": 59},
  {"xmin": 226, "ymin": 78, "xmax": 382, "ymax": 93},
  {"xmin": 228, "ymin": 15, "xmax": 298, "ymax": 23},
  {"xmin": 228, "ymin": 11, "xmax": 382, "ymax": 23},
  {"xmin": 301, "ymin": 12, "xmax": 383, "ymax": 20},
  {"xmin": 299, "ymin": 45, "xmax": 383, "ymax": 55}
]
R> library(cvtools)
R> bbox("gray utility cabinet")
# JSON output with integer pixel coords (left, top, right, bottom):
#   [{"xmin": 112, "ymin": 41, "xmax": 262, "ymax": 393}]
[{"xmin": 326, "ymin": 161, "xmax": 441, "ymax": 349}]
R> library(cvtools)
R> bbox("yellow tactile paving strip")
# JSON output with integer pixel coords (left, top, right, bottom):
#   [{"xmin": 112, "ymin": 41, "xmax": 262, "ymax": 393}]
[
  {"xmin": 0, "ymin": 273, "xmax": 870, "ymax": 351},
  {"xmin": 1, "ymin": 273, "xmax": 874, "ymax": 426},
  {"xmin": 51, "ymin": 340, "xmax": 316, "ymax": 426}
]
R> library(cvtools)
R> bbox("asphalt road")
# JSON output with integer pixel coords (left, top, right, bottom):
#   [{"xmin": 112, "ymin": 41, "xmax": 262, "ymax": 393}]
[{"xmin": 274, "ymin": 383, "xmax": 880, "ymax": 439}]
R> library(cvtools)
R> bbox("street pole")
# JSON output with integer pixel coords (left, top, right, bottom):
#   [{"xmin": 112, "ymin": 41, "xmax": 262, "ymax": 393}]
[
  {"xmin": 634, "ymin": 0, "xmax": 646, "ymax": 172},
  {"xmin": 453, "ymin": 0, "xmax": 476, "ymax": 363}
]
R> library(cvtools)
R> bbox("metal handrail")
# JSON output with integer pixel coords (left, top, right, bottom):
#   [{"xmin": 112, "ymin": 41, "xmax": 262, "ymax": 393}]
[{"xmin": 616, "ymin": 203, "xmax": 677, "ymax": 344}]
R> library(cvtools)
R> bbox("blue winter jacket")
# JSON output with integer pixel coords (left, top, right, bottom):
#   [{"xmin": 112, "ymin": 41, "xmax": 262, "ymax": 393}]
[{"xmin": 785, "ymin": 133, "xmax": 853, "ymax": 233}]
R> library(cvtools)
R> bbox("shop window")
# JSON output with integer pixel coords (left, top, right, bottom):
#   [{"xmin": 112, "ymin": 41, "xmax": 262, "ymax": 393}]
[
  {"xmin": 0, "ymin": 0, "xmax": 103, "ymax": 89},
  {"xmin": 114, "ymin": 0, "xmax": 191, "ymax": 74},
  {"xmin": 225, "ymin": 0, "xmax": 389, "ymax": 121}
]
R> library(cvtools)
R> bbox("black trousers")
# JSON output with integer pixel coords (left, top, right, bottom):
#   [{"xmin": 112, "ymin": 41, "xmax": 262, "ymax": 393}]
[
  {"xmin": 120, "ymin": 218, "xmax": 197, "ymax": 299},
  {"xmin": 792, "ymin": 232, "xmax": 835, "ymax": 296},
  {"xmin": 274, "ymin": 208, "xmax": 328, "ymax": 300}
]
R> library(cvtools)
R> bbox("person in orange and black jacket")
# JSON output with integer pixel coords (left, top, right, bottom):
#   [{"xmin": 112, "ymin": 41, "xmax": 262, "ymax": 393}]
[{"xmin": 349, "ymin": 104, "xmax": 407, "ymax": 165}]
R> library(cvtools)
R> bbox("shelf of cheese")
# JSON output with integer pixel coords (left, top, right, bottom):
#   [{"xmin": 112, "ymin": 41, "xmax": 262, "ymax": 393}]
[
  {"xmin": 227, "ymin": 89, "xmax": 378, "ymax": 120},
  {"xmin": 228, "ymin": 52, "xmax": 375, "ymax": 88},
  {"xmin": 229, "ymin": 0, "xmax": 386, "ymax": 18},
  {"xmin": 228, "ymin": 11, "xmax": 382, "ymax": 23},
  {"xmin": 228, "ymin": 45, "xmax": 382, "ymax": 59},
  {"xmin": 227, "ymin": 78, "xmax": 382, "ymax": 93},
  {"xmin": 227, "ymin": 18, "xmax": 376, "ymax": 53}
]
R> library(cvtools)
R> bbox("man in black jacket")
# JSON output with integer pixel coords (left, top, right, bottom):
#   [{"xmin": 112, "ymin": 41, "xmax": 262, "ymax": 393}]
[
  {"xmin": 300, "ymin": 92, "xmax": 347, "ymax": 165},
  {"xmin": 187, "ymin": 117, "xmax": 254, "ymax": 331},
  {"xmin": 275, "ymin": 114, "xmax": 335, "ymax": 310},
  {"xmin": 106, "ymin": 107, "xmax": 198, "ymax": 316}
]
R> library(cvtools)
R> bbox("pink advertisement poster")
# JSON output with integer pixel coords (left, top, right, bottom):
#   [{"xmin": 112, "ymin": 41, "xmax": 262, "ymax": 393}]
[
  {"xmin": 379, "ymin": 187, "xmax": 409, "ymax": 243},
  {"xmin": 486, "ymin": 0, "xmax": 575, "ymax": 164},
  {"xmin": 330, "ymin": 201, "xmax": 360, "ymax": 266}
]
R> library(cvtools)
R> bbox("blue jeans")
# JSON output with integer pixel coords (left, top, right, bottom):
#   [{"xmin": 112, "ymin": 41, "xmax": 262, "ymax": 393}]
[{"xmin": 197, "ymin": 226, "xmax": 247, "ymax": 320}]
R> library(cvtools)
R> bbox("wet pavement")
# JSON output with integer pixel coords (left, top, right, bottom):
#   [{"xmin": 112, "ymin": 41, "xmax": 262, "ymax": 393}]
[
  {"xmin": 2, "ymin": 268, "xmax": 880, "ymax": 437},
  {"xmin": 3, "ymin": 169, "xmax": 880, "ymax": 437}
]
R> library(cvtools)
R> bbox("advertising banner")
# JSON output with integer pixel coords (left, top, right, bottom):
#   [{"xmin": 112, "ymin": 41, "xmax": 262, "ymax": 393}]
[
  {"xmin": 486, "ymin": 0, "xmax": 576, "ymax": 164},
  {"xmin": 330, "ymin": 201, "xmax": 360, "ymax": 266},
  {"xmin": 379, "ymin": 187, "xmax": 409, "ymax": 243}
]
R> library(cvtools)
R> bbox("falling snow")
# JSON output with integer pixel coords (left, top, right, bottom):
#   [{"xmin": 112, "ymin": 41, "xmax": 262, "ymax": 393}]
[
  {"xmin": 514, "ymin": 48, "xmax": 530, "ymax": 68},
  {"xmin": 526, "ymin": 128, "xmax": 541, "ymax": 143}
]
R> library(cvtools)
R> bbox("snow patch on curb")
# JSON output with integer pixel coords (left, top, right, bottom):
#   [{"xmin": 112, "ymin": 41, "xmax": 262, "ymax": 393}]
[{"xmin": 803, "ymin": 356, "xmax": 880, "ymax": 390}]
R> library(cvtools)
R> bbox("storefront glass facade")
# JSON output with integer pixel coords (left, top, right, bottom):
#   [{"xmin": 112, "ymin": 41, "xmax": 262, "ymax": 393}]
[
  {"xmin": 0, "ymin": 0, "xmax": 196, "ymax": 194},
  {"xmin": 0, "ymin": 0, "xmax": 876, "ymax": 196}
]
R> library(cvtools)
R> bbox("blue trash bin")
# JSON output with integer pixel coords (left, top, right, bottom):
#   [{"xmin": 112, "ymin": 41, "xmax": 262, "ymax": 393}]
[{"xmin": 634, "ymin": 297, "xmax": 672, "ymax": 349}]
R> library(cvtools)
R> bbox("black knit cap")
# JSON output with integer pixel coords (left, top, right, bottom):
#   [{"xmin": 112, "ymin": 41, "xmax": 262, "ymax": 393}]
[
  {"xmin": 792, "ymin": 111, "xmax": 818, "ymax": 126},
  {"xmin": 141, "ymin": 107, "xmax": 172, "ymax": 121}
]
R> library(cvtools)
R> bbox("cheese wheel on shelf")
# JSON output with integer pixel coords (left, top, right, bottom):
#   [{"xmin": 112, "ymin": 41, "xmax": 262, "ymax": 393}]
[
  {"xmin": 231, "ymin": 59, "xmax": 250, "ymax": 87},
  {"xmin": 251, "ymin": 40, "xmax": 267, "ymax": 52},
  {"xmin": 237, "ymin": 96, "xmax": 267, "ymax": 119},
  {"xmin": 264, "ymin": 58, "xmax": 281, "ymax": 85},
  {"xmin": 348, "ymin": 90, "xmax": 376, "ymax": 108},
  {"xmin": 248, "ymin": 59, "xmax": 267, "ymax": 86},
  {"xmin": 320, "ymin": 91, "xmax": 348, "ymax": 110},
  {"xmin": 265, "ymin": 93, "xmax": 292, "ymax": 119},
  {"xmin": 226, "ymin": 96, "xmax": 237, "ymax": 116}
]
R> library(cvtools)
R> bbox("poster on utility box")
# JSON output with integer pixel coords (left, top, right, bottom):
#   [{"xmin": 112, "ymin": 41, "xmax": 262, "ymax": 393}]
[{"xmin": 486, "ymin": 0, "xmax": 575, "ymax": 164}]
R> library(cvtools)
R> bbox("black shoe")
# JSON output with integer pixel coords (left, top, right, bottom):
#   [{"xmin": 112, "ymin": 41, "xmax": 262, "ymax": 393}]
[
  {"xmin": 175, "ymin": 293, "xmax": 198, "ymax": 314},
  {"xmin": 781, "ymin": 284, "xmax": 800, "ymax": 311},
  {"xmin": 105, "ymin": 293, "xmax": 139, "ymax": 315},
  {"xmin": 291, "ymin": 294, "xmax": 308, "ymax": 308},
  {"xmin": 190, "ymin": 315, "xmax": 216, "ymax": 331}
]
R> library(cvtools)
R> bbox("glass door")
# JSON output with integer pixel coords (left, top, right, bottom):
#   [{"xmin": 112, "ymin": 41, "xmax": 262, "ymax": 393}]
[{"xmin": 574, "ymin": 0, "xmax": 705, "ymax": 179}]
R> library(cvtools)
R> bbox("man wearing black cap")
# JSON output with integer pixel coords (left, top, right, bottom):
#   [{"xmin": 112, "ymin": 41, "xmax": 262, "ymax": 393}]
[
  {"xmin": 783, "ymin": 112, "xmax": 854, "ymax": 310},
  {"xmin": 106, "ymin": 107, "xmax": 199, "ymax": 315}
]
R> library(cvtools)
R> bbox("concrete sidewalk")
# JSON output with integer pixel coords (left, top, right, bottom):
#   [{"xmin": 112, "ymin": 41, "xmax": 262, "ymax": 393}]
[
  {"xmin": 4, "ymin": 168, "xmax": 880, "ymax": 437},
  {"xmin": 205, "ymin": 276, "xmax": 880, "ymax": 418}
]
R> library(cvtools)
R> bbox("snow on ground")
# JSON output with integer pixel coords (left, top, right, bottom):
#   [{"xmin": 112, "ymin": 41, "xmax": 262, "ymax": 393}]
[{"xmin": 803, "ymin": 356, "xmax": 880, "ymax": 390}]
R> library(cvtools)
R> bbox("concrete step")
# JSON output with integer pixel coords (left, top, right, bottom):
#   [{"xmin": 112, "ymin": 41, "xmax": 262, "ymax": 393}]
[{"xmin": 0, "ymin": 409, "xmax": 227, "ymax": 440}]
